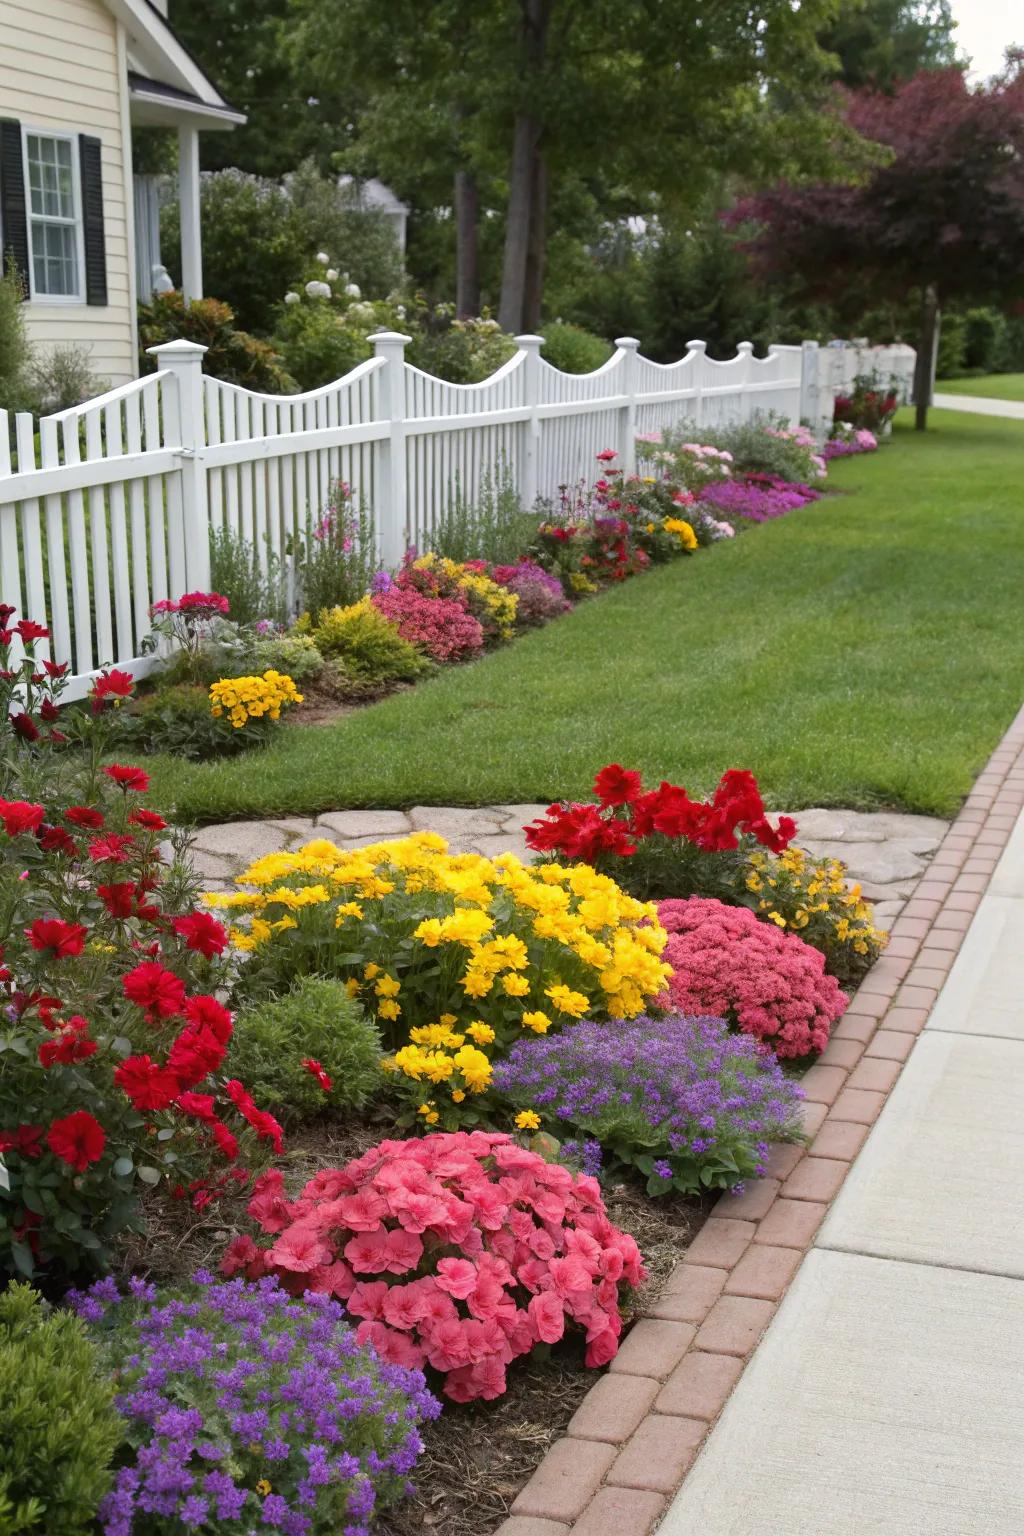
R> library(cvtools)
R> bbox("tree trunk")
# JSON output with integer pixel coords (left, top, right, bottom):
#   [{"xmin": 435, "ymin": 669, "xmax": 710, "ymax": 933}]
[
  {"xmin": 498, "ymin": 0, "xmax": 553, "ymax": 334},
  {"xmin": 498, "ymin": 114, "xmax": 539, "ymax": 333},
  {"xmin": 454, "ymin": 169, "xmax": 479, "ymax": 318},
  {"xmin": 913, "ymin": 284, "xmax": 940, "ymax": 431},
  {"xmin": 522, "ymin": 151, "xmax": 548, "ymax": 332}
]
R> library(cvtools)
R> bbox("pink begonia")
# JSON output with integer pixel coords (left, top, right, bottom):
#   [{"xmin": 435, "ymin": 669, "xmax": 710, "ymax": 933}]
[
  {"xmin": 222, "ymin": 1130, "xmax": 645, "ymax": 1402},
  {"xmin": 658, "ymin": 897, "xmax": 847, "ymax": 1058},
  {"xmin": 371, "ymin": 586, "xmax": 484, "ymax": 662}
]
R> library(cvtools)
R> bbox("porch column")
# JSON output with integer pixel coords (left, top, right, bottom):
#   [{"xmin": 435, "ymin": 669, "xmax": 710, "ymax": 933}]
[{"xmin": 177, "ymin": 125, "xmax": 202, "ymax": 303}]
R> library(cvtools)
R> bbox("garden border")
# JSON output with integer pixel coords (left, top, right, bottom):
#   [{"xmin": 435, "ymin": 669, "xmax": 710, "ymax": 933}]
[{"xmin": 496, "ymin": 699, "xmax": 1024, "ymax": 1536}]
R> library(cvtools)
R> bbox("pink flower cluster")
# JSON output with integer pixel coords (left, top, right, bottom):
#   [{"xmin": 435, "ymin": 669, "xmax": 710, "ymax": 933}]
[
  {"xmin": 371, "ymin": 586, "xmax": 484, "ymax": 662},
  {"xmin": 221, "ymin": 1131, "xmax": 645, "ymax": 1402},
  {"xmin": 658, "ymin": 897, "xmax": 847, "ymax": 1058}
]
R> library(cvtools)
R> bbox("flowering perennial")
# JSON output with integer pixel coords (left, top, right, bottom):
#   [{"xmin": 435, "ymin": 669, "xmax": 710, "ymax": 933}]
[
  {"xmin": 494, "ymin": 1013, "xmax": 803, "ymax": 1193},
  {"xmin": 746, "ymin": 844, "xmax": 888, "ymax": 983},
  {"xmin": 658, "ymin": 897, "xmax": 848, "ymax": 1058},
  {"xmin": 206, "ymin": 833, "xmax": 670, "ymax": 1124},
  {"xmin": 221, "ymin": 1132, "xmax": 645, "ymax": 1401},
  {"xmin": 371, "ymin": 585, "xmax": 484, "ymax": 662},
  {"xmin": 72, "ymin": 1271, "xmax": 438, "ymax": 1536},
  {"xmin": 209, "ymin": 669, "xmax": 303, "ymax": 730}
]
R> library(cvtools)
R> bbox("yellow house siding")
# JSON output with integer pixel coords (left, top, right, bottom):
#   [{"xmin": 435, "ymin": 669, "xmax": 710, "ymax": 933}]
[{"xmin": 0, "ymin": 0, "xmax": 136, "ymax": 385}]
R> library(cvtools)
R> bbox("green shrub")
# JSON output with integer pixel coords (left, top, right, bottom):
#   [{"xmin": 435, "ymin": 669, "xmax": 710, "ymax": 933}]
[
  {"xmin": 161, "ymin": 162, "xmax": 403, "ymax": 335},
  {"xmin": 228, "ymin": 977, "xmax": 383, "ymax": 1123},
  {"xmin": 962, "ymin": 307, "xmax": 1007, "ymax": 374},
  {"xmin": 252, "ymin": 633, "xmax": 324, "ymax": 683},
  {"xmin": 114, "ymin": 683, "xmax": 265, "ymax": 759},
  {"xmin": 405, "ymin": 307, "xmax": 517, "ymax": 383},
  {"xmin": 270, "ymin": 298, "xmax": 372, "ymax": 390},
  {"xmin": 430, "ymin": 461, "xmax": 535, "ymax": 565},
  {"xmin": 935, "ymin": 311, "xmax": 967, "ymax": 378},
  {"xmin": 0, "ymin": 1283, "xmax": 120, "ymax": 1535},
  {"xmin": 209, "ymin": 525, "xmax": 289, "ymax": 627},
  {"xmin": 138, "ymin": 293, "xmax": 295, "ymax": 392},
  {"xmin": 541, "ymin": 321, "xmax": 612, "ymax": 374},
  {"xmin": 311, "ymin": 598, "xmax": 430, "ymax": 684},
  {"xmin": 27, "ymin": 345, "xmax": 107, "ymax": 413},
  {"xmin": 0, "ymin": 258, "xmax": 32, "ymax": 412}
]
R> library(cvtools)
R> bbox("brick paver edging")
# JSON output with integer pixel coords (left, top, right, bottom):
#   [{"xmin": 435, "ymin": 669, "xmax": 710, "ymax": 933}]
[{"xmin": 496, "ymin": 702, "xmax": 1024, "ymax": 1536}]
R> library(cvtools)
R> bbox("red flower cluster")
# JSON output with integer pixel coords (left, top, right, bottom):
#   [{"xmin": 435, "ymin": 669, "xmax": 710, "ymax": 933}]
[
  {"xmin": 302, "ymin": 1057, "xmax": 333, "ymax": 1093},
  {"xmin": 150, "ymin": 591, "xmax": 230, "ymax": 618},
  {"xmin": 526, "ymin": 764, "xmax": 797, "ymax": 864},
  {"xmin": 223, "ymin": 1132, "xmax": 644, "ymax": 1402}
]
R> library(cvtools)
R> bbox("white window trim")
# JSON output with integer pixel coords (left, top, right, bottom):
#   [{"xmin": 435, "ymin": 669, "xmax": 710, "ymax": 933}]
[{"xmin": 21, "ymin": 126, "xmax": 87, "ymax": 307}]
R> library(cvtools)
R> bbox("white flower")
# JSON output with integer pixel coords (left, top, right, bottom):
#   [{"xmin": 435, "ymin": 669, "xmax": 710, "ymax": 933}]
[
  {"xmin": 316, "ymin": 251, "xmax": 330, "ymax": 264},
  {"xmin": 305, "ymin": 280, "xmax": 332, "ymax": 299},
  {"xmin": 284, "ymin": 291, "xmax": 300, "ymax": 305},
  {"xmin": 344, "ymin": 282, "xmax": 362, "ymax": 299},
  {"xmin": 396, "ymin": 304, "xmax": 406, "ymax": 319},
  {"xmin": 326, "ymin": 268, "xmax": 338, "ymax": 281}
]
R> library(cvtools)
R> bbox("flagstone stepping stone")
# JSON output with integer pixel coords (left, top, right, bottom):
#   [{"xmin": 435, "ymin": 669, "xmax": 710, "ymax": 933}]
[{"xmin": 316, "ymin": 809, "xmax": 412, "ymax": 838}]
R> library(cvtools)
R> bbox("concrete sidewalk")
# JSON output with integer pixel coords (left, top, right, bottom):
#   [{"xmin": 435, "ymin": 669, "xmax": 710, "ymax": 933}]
[
  {"xmin": 933, "ymin": 392, "xmax": 1024, "ymax": 419},
  {"xmin": 660, "ymin": 809, "xmax": 1024, "ymax": 1535}
]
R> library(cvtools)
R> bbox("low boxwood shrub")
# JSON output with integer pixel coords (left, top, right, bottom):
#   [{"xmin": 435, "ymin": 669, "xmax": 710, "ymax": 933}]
[
  {"xmin": 0, "ymin": 1283, "xmax": 121, "ymax": 1535},
  {"xmin": 72, "ymin": 1271, "xmax": 439, "ymax": 1536},
  {"xmin": 222, "ymin": 1132, "xmax": 645, "ymax": 1401},
  {"xmin": 228, "ymin": 977, "xmax": 383, "ymax": 1126},
  {"xmin": 658, "ymin": 896, "xmax": 848, "ymax": 1058},
  {"xmin": 541, "ymin": 321, "xmax": 613, "ymax": 374},
  {"xmin": 311, "ymin": 598, "xmax": 431, "ymax": 684},
  {"xmin": 493, "ymin": 1012, "xmax": 803, "ymax": 1195}
]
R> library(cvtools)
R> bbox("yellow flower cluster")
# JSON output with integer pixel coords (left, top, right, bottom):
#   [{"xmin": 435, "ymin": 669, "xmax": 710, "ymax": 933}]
[
  {"xmin": 209, "ymin": 670, "xmax": 303, "ymax": 730},
  {"xmin": 207, "ymin": 832, "xmax": 671, "ymax": 1126},
  {"xmin": 746, "ymin": 845, "xmax": 888, "ymax": 982},
  {"xmin": 412, "ymin": 554, "xmax": 519, "ymax": 640},
  {"xmin": 664, "ymin": 517, "xmax": 698, "ymax": 551}
]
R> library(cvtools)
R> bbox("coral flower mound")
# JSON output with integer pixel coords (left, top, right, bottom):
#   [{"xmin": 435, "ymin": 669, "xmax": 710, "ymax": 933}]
[
  {"xmin": 221, "ymin": 1130, "xmax": 645, "ymax": 1403},
  {"xmin": 658, "ymin": 897, "xmax": 847, "ymax": 1058}
]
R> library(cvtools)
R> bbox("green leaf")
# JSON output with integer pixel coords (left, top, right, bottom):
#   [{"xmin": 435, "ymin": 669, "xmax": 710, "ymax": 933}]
[
  {"xmin": 112, "ymin": 1155, "xmax": 134, "ymax": 1178},
  {"xmin": 137, "ymin": 1165, "xmax": 161, "ymax": 1186},
  {"xmin": 10, "ymin": 1241, "xmax": 34, "ymax": 1277},
  {"xmin": 156, "ymin": 1128, "xmax": 176, "ymax": 1142},
  {"xmin": 111, "ymin": 1036, "xmax": 134, "ymax": 1057}
]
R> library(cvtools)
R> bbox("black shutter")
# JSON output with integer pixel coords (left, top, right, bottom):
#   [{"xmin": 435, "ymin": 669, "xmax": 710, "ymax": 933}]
[
  {"xmin": 0, "ymin": 119, "xmax": 30, "ymax": 292},
  {"xmin": 78, "ymin": 133, "xmax": 107, "ymax": 306}
]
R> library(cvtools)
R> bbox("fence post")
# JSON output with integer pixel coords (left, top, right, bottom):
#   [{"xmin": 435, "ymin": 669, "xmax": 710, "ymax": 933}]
[
  {"xmin": 736, "ymin": 340, "xmax": 755, "ymax": 420},
  {"xmin": 614, "ymin": 337, "xmax": 640, "ymax": 474},
  {"xmin": 685, "ymin": 340, "xmax": 706, "ymax": 430},
  {"xmin": 800, "ymin": 340, "xmax": 824, "ymax": 437},
  {"xmin": 371, "ymin": 331, "xmax": 411, "ymax": 567},
  {"xmin": 515, "ymin": 334, "xmax": 544, "ymax": 511},
  {"xmin": 147, "ymin": 339, "xmax": 210, "ymax": 589}
]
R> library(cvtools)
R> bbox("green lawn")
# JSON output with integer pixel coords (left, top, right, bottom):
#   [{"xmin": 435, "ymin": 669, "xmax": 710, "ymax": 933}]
[
  {"xmin": 939, "ymin": 373, "xmax": 1024, "ymax": 402},
  {"xmin": 143, "ymin": 409, "xmax": 1024, "ymax": 824}
]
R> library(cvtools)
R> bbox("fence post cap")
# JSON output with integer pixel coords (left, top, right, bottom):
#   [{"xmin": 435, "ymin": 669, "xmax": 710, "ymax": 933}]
[
  {"xmin": 146, "ymin": 338, "xmax": 207, "ymax": 360},
  {"xmin": 685, "ymin": 339, "xmax": 707, "ymax": 353},
  {"xmin": 736, "ymin": 340, "xmax": 755, "ymax": 355},
  {"xmin": 371, "ymin": 331, "xmax": 412, "ymax": 348},
  {"xmin": 515, "ymin": 333, "xmax": 545, "ymax": 349},
  {"xmin": 801, "ymin": 338, "xmax": 820, "ymax": 350},
  {"xmin": 614, "ymin": 336, "xmax": 641, "ymax": 350}
]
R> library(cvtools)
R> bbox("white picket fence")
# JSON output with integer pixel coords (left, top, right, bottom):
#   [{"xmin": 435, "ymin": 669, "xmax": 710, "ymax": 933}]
[{"xmin": 0, "ymin": 333, "xmax": 908, "ymax": 701}]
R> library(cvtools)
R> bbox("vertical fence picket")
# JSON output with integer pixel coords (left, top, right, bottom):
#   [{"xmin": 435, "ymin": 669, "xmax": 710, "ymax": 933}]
[
  {"xmin": 102, "ymin": 401, "xmax": 134, "ymax": 662},
  {"xmin": 14, "ymin": 414, "xmax": 48, "ymax": 659},
  {"xmin": 124, "ymin": 390, "xmax": 151, "ymax": 648},
  {"xmin": 143, "ymin": 379, "xmax": 168, "ymax": 608},
  {"xmin": 38, "ymin": 417, "xmax": 71, "ymax": 668}
]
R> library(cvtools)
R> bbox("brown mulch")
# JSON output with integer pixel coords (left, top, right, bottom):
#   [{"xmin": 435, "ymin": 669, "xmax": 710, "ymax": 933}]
[{"xmin": 118, "ymin": 1110, "xmax": 706, "ymax": 1536}]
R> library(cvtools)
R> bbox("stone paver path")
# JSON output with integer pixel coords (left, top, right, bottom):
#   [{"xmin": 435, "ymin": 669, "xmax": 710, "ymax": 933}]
[{"xmin": 190, "ymin": 804, "xmax": 949, "ymax": 933}]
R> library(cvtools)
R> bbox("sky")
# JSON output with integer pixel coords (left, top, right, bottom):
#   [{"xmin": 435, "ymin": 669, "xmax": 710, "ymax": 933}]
[{"xmin": 948, "ymin": 0, "xmax": 1020, "ymax": 80}]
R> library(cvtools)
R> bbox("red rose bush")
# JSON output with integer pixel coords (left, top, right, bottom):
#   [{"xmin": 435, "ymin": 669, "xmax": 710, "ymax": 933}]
[
  {"xmin": 223, "ymin": 1130, "xmax": 645, "ymax": 1402},
  {"xmin": 658, "ymin": 897, "xmax": 848, "ymax": 1058}
]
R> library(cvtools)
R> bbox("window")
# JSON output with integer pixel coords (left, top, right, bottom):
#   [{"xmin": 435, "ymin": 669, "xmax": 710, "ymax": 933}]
[{"xmin": 24, "ymin": 132, "xmax": 83, "ymax": 299}]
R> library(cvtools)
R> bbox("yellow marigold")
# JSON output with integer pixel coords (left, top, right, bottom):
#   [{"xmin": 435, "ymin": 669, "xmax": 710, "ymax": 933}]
[
  {"xmin": 664, "ymin": 516, "xmax": 697, "ymax": 550},
  {"xmin": 467, "ymin": 1021, "xmax": 496, "ymax": 1044},
  {"xmin": 501, "ymin": 973, "xmax": 530, "ymax": 997},
  {"xmin": 515, "ymin": 1110, "xmax": 541, "ymax": 1131},
  {"xmin": 522, "ymin": 1010, "xmax": 551, "ymax": 1034}
]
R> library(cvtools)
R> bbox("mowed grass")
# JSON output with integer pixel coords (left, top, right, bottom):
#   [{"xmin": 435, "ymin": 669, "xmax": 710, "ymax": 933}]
[
  {"xmin": 143, "ymin": 409, "xmax": 1024, "ymax": 824},
  {"xmin": 940, "ymin": 373, "xmax": 1024, "ymax": 402}
]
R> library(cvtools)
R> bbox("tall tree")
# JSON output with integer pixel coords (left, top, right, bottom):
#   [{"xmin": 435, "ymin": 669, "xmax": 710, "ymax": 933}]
[
  {"xmin": 732, "ymin": 65, "xmax": 1024, "ymax": 429},
  {"xmin": 820, "ymin": 0, "xmax": 962, "ymax": 90}
]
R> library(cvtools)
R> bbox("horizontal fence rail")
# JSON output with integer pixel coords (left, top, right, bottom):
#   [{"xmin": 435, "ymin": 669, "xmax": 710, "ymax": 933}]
[{"xmin": 0, "ymin": 335, "xmax": 914, "ymax": 700}]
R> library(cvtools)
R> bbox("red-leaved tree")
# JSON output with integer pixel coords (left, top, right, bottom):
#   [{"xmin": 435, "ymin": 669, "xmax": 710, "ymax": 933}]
[{"xmin": 732, "ymin": 62, "xmax": 1024, "ymax": 428}]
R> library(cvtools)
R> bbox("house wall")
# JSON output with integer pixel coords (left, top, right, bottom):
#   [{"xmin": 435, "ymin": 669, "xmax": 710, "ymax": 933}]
[{"xmin": 0, "ymin": 0, "xmax": 137, "ymax": 385}]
